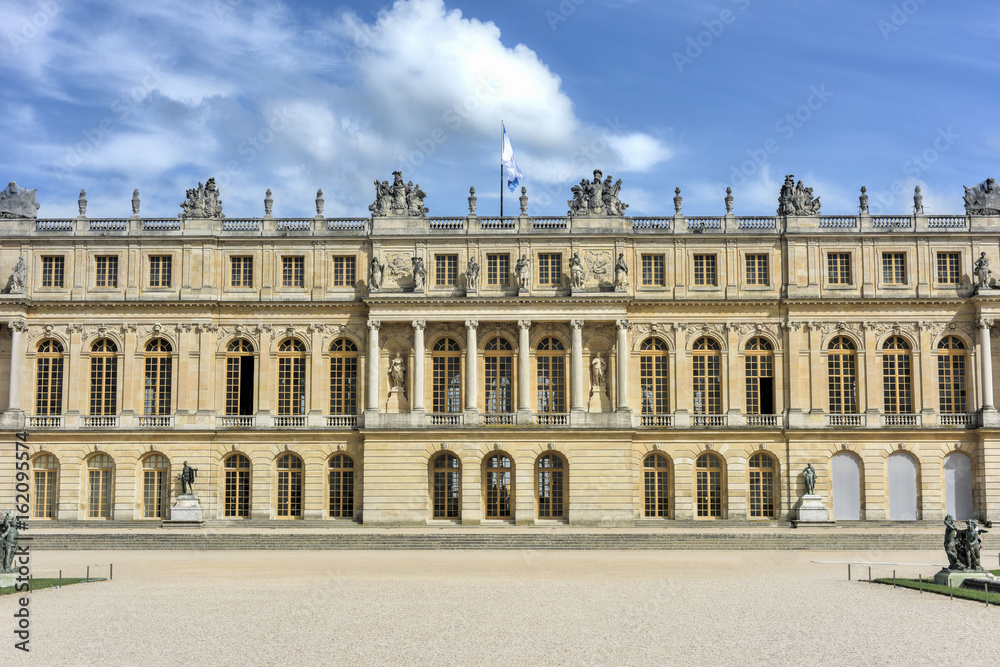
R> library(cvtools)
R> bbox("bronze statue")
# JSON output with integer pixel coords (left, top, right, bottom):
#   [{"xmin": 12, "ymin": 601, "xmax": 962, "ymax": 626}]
[
  {"xmin": 944, "ymin": 515, "xmax": 960, "ymax": 570},
  {"xmin": 180, "ymin": 461, "xmax": 198, "ymax": 496},
  {"xmin": 1, "ymin": 512, "xmax": 20, "ymax": 572},
  {"xmin": 802, "ymin": 463, "xmax": 817, "ymax": 495}
]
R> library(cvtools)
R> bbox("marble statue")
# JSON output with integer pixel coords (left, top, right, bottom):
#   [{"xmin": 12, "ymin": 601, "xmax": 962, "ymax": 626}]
[
  {"xmin": 673, "ymin": 187, "xmax": 682, "ymax": 214},
  {"xmin": 369, "ymin": 257, "xmax": 384, "ymax": 290},
  {"xmin": 974, "ymin": 252, "xmax": 991, "ymax": 289},
  {"xmin": 778, "ymin": 175, "xmax": 821, "ymax": 216},
  {"xmin": 614, "ymin": 253, "xmax": 628, "ymax": 289},
  {"xmin": 0, "ymin": 181, "xmax": 40, "ymax": 219},
  {"xmin": 568, "ymin": 169, "xmax": 627, "ymax": 216},
  {"xmin": 913, "ymin": 185, "xmax": 923, "ymax": 214},
  {"xmin": 79, "ymin": 189, "xmax": 88, "ymax": 216},
  {"xmin": 468, "ymin": 187, "xmax": 477, "ymax": 215},
  {"xmin": 569, "ymin": 252, "xmax": 586, "ymax": 289},
  {"xmin": 515, "ymin": 255, "xmax": 530, "ymax": 290},
  {"xmin": 1, "ymin": 512, "xmax": 21, "ymax": 572},
  {"xmin": 132, "ymin": 189, "xmax": 141, "ymax": 216},
  {"xmin": 802, "ymin": 463, "xmax": 817, "ymax": 495},
  {"xmin": 466, "ymin": 257, "xmax": 480, "ymax": 291},
  {"xmin": 370, "ymin": 172, "xmax": 428, "ymax": 217},
  {"xmin": 724, "ymin": 187, "xmax": 733, "ymax": 214},
  {"xmin": 9, "ymin": 256, "xmax": 26, "ymax": 294},
  {"xmin": 964, "ymin": 177, "xmax": 1000, "ymax": 216},
  {"xmin": 389, "ymin": 353, "xmax": 406, "ymax": 392},
  {"xmin": 859, "ymin": 186, "xmax": 869, "ymax": 214},
  {"xmin": 591, "ymin": 356, "xmax": 606, "ymax": 388},
  {"xmin": 264, "ymin": 189, "xmax": 273, "ymax": 216},
  {"xmin": 180, "ymin": 461, "xmax": 198, "ymax": 495},
  {"xmin": 412, "ymin": 256, "xmax": 426, "ymax": 291},
  {"xmin": 316, "ymin": 189, "xmax": 325, "ymax": 216},
  {"xmin": 180, "ymin": 177, "xmax": 224, "ymax": 219},
  {"xmin": 519, "ymin": 186, "xmax": 529, "ymax": 215}
]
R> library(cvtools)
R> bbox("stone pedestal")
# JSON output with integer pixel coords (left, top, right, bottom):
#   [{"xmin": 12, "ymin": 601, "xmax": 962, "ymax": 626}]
[
  {"xmin": 796, "ymin": 494, "xmax": 831, "ymax": 523},
  {"xmin": 385, "ymin": 388, "xmax": 409, "ymax": 413},
  {"xmin": 588, "ymin": 387, "xmax": 610, "ymax": 413},
  {"xmin": 0, "ymin": 572, "xmax": 19, "ymax": 588},
  {"xmin": 165, "ymin": 494, "xmax": 204, "ymax": 525},
  {"xmin": 933, "ymin": 569, "xmax": 990, "ymax": 588}
]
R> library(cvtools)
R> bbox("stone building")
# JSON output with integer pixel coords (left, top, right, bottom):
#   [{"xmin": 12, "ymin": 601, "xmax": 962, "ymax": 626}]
[{"xmin": 1, "ymin": 173, "xmax": 999, "ymax": 526}]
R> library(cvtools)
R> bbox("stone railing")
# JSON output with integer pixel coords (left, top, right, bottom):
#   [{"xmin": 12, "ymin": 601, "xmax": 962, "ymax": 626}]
[
  {"xmin": 326, "ymin": 415, "xmax": 358, "ymax": 427},
  {"xmin": 222, "ymin": 218, "xmax": 261, "ymax": 231},
  {"xmin": 881, "ymin": 413, "xmax": 921, "ymax": 427},
  {"xmin": 639, "ymin": 414, "xmax": 673, "ymax": 427},
  {"xmin": 692, "ymin": 414, "xmax": 726, "ymax": 427},
  {"xmin": 530, "ymin": 217, "xmax": 567, "ymax": 230},
  {"xmin": 276, "ymin": 218, "xmax": 312, "ymax": 231},
  {"xmin": 481, "ymin": 217, "xmax": 518, "ymax": 230},
  {"xmin": 35, "ymin": 219, "xmax": 75, "ymax": 231},
  {"xmin": 275, "ymin": 415, "xmax": 307, "ymax": 427},
  {"xmin": 535, "ymin": 413, "xmax": 569, "ymax": 426},
  {"xmin": 926, "ymin": 215, "xmax": 968, "ymax": 228},
  {"xmin": 428, "ymin": 217, "xmax": 465, "ymax": 230},
  {"xmin": 27, "ymin": 416, "xmax": 62, "ymax": 428},
  {"xmin": 827, "ymin": 413, "xmax": 866, "ymax": 427},
  {"xmin": 89, "ymin": 218, "xmax": 128, "ymax": 231},
  {"xmin": 818, "ymin": 216, "xmax": 858, "ymax": 228},
  {"xmin": 631, "ymin": 217, "xmax": 671, "ymax": 230},
  {"xmin": 686, "ymin": 217, "xmax": 722, "ymax": 231},
  {"xmin": 430, "ymin": 413, "xmax": 464, "ymax": 426},
  {"xmin": 84, "ymin": 416, "xmax": 118, "ymax": 428},
  {"xmin": 143, "ymin": 218, "xmax": 182, "ymax": 230},
  {"xmin": 737, "ymin": 216, "xmax": 777, "ymax": 229},
  {"xmin": 746, "ymin": 414, "xmax": 779, "ymax": 427},
  {"xmin": 482, "ymin": 413, "xmax": 515, "ymax": 426},
  {"xmin": 938, "ymin": 413, "xmax": 976, "ymax": 427},
  {"xmin": 218, "ymin": 415, "xmax": 255, "ymax": 428},
  {"xmin": 137, "ymin": 415, "xmax": 173, "ymax": 428},
  {"xmin": 327, "ymin": 218, "xmax": 367, "ymax": 231},
  {"xmin": 871, "ymin": 215, "xmax": 912, "ymax": 228}
]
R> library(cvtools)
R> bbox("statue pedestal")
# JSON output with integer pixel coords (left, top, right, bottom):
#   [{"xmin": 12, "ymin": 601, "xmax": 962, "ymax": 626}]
[
  {"xmin": 795, "ymin": 494, "xmax": 832, "ymax": 524},
  {"xmin": 385, "ymin": 388, "xmax": 409, "ymax": 414},
  {"xmin": 164, "ymin": 494, "xmax": 204, "ymax": 525},
  {"xmin": 588, "ymin": 387, "xmax": 610, "ymax": 413},
  {"xmin": 0, "ymin": 572, "xmax": 19, "ymax": 588},
  {"xmin": 933, "ymin": 569, "xmax": 989, "ymax": 587}
]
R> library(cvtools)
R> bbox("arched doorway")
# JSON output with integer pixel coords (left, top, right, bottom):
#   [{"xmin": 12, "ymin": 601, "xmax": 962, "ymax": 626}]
[
  {"xmin": 944, "ymin": 452, "xmax": 973, "ymax": 520},
  {"xmin": 888, "ymin": 452, "xmax": 917, "ymax": 521},
  {"xmin": 831, "ymin": 452, "xmax": 861, "ymax": 520}
]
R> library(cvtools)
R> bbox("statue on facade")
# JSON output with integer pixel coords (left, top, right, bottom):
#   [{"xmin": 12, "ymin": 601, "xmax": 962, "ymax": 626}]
[
  {"xmin": 974, "ymin": 252, "xmax": 992, "ymax": 289},
  {"xmin": 264, "ymin": 189, "xmax": 273, "ymax": 216},
  {"xmin": 859, "ymin": 186, "xmax": 869, "ymax": 214},
  {"xmin": 132, "ymin": 189, "xmax": 141, "ymax": 216},
  {"xmin": 389, "ymin": 353, "xmax": 406, "ymax": 393},
  {"xmin": 412, "ymin": 256, "xmax": 426, "ymax": 291},
  {"xmin": 370, "ymin": 172, "xmax": 428, "ymax": 217},
  {"xmin": 673, "ymin": 187, "xmax": 682, "ymax": 214},
  {"xmin": 79, "ymin": 189, "xmax": 88, "ymax": 216},
  {"xmin": 466, "ymin": 257, "xmax": 480, "ymax": 291},
  {"xmin": 802, "ymin": 463, "xmax": 817, "ymax": 495},
  {"xmin": 179, "ymin": 177, "xmax": 224, "ymax": 219},
  {"xmin": 0, "ymin": 181, "xmax": 40, "ymax": 219},
  {"xmin": 1, "ymin": 512, "xmax": 22, "ymax": 572},
  {"xmin": 315, "ymin": 189, "xmax": 325, "ymax": 216},
  {"xmin": 913, "ymin": 185, "xmax": 924, "ymax": 214},
  {"xmin": 515, "ymin": 255, "xmax": 530, "ymax": 290},
  {"xmin": 519, "ymin": 186, "xmax": 529, "ymax": 215},
  {"xmin": 6, "ymin": 256, "xmax": 27, "ymax": 294},
  {"xmin": 369, "ymin": 257, "xmax": 384, "ymax": 290},
  {"xmin": 778, "ymin": 175, "xmax": 821, "ymax": 216},
  {"xmin": 963, "ymin": 177, "xmax": 1000, "ymax": 216},
  {"xmin": 468, "ymin": 187, "xmax": 477, "ymax": 215},
  {"xmin": 567, "ymin": 169, "xmax": 627, "ymax": 216},
  {"xmin": 614, "ymin": 253, "xmax": 628, "ymax": 289},
  {"xmin": 724, "ymin": 187, "xmax": 733, "ymax": 214},
  {"xmin": 180, "ymin": 461, "xmax": 198, "ymax": 496},
  {"xmin": 591, "ymin": 356, "xmax": 606, "ymax": 389},
  {"xmin": 569, "ymin": 252, "xmax": 586, "ymax": 289}
]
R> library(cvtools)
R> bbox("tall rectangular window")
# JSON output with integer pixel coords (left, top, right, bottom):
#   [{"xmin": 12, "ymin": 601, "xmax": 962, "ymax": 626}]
[
  {"xmin": 882, "ymin": 252, "xmax": 906, "ymax": 284},
  {"xmin": 936, "ymin": 252, "xmax": 960, "ymax": 285},
  {"xmin": 282, "ymin": 256, "xmax": 305, "ymax": 288},
  {"xmin": 435, "ymin": 254, "xmax": 458, "ymax": 286},
  {"xmin": 693, "ymin": 254, "xmax": 717, "ymax": 286},
  {"xmin": 745, "ymin": 254, "xmax": 769, "ymax": 286},
  {"xmin": 487, "ymin": 253, "xmax": 510, "ymax": 286},
  {"xmin": 641, "ymin": 254, "xmax": 665, "ymax": 286},
  {"xmin": 95, "ymin": 256, "xmax": 118, "ymax": 288},
  {"xmin": 41, "ymin": 256, "xmax": 65, "ymax": 288},
  {"xmin": 538, "ymin": 253, "xmax": 562, "ymax": 286},
  {"xmin": 149, "ymin": 255, "xmax": 172, "ymax": 288},
  {"xmin": 231, "ymin": 256, "xmax": 253, "ymax": 288},
  {"xmin": 333, "ymin": 256, "xmax": 356, "ymax": 287},
  {"xmin": 827, "ymin": 252, "xmax": 852, "ymax": 285}
]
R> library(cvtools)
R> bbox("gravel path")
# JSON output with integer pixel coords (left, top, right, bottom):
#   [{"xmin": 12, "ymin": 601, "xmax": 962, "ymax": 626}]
[{"xmin": 5, "ymin": 550, "xmax": 1000, "ymax": 665}]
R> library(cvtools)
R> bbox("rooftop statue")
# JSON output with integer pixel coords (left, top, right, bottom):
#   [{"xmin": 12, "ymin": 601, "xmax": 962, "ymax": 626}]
[
  {"xmin": 568, "ymin": 169, "xmax": 628, "ymax": 217},
  {"xmin": 180, "ymin": 177, "xmax": 224, "ymax": 219},
  {"xmin": 370, "ymin": 171, "xmax": 428, "ymax": 217},
  {"xmin": 778, "ymin": 174, "xmax": 821, "ymax": 216},
  {"xmin": 963, "ymin": 177, "xmax": 1000, "ymax": 216},
  {"xmin": 0, "ymin": 181, "xmax": 40, "ymax": 219}
]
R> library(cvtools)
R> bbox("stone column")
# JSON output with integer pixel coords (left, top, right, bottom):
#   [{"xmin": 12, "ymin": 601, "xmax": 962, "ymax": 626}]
[
  {"xmin": 980, "ymin": 319, "xmax": 994, "ymax": 410},
  {"xmin": 6, "ymin": 320, "xmax": 27, "ymax": 414},
  {"xmin": 465, "ymin": 320, "xmax": 478, "ymax": 411},
  {"xmin": 518, "ymin": 319, "xmax": 531, "ymax": 413},
  {"xmin": 412, "ymin": 320, "xmax": 425, "ymax": 413},
  {"xmin": 616, "ymin": 319, "xmax": 630, "ymax": 412},
  {"xmin": 367, "ymin": 320, "xmax": 380, "ymax": 412},
  {"xmin": 571, "ymin": 320, "xmax": 584, "ymax": 412}
]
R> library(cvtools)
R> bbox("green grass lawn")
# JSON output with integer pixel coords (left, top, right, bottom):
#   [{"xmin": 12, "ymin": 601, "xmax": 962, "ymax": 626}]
[
  {"xmin": 873, "ymin": 570, "xmax": 1000, "ymax": 606},
  {"xmin": 0, "ymin": 577, "xmax": 98, "ymax": 596}
]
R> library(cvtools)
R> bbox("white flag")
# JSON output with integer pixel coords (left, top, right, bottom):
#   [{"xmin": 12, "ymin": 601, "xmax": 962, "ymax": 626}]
[{"xmin": 501, "ymin": 124, "xmax": 524, "ymax": 192}]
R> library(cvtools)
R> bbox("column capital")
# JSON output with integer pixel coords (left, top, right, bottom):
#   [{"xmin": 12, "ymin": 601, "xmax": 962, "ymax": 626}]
[
  {"xmin": 976, "ymin": 318, "xmax": 994, "ymax": 330},
  {"xmin": 517, "ymin": 319, "xmax": 532, "ymax": 330},
  {"xmin": 465, "ymin": 319, "xmax": 479, "ymax": 330},
  {"xmin": 570, "ymin": 319, "xmax": 584, "ymax": 330},
  {"xmin": 368, "ymin": 319, "xmax": 381, "ymax": 331},
  {"xmin": 7, "ymin": 320, "xmax": 27, "ymax": 333},
  {"xmin": 411, "ymin": 319, "xmax": 426, "ymax": 331},
  {"xmin": 616, "ymin": 319, "xmax": 631, "ymax": 331}
]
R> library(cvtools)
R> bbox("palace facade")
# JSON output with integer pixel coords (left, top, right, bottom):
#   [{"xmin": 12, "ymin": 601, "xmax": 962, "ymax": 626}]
[{"xmin": 1, "ymin": 174, "xmax": 999, "ymax": 526}]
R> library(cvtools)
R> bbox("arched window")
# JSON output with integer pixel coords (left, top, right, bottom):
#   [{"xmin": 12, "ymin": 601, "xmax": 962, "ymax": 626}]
[
  {"xmin": 748, "ymin": 452, "xmax": 777, "ymax": 518},
  {"xmin": 432, "ymin": 338, "xmax": 461, "ymax": 414},
  {"xmin": 329, "ymin": 339, "xmax": 358, "ymax": 416},
  {"xmin": 276, "ymin": 453, "xmax": 303, "ymax": 518},
  {"xmin": 643, "ymin": 453, "xmax": 669, "ymax": 518},
  {"xmin": 89, "ymin": 340, "xmax": 118, "ymax": 416},
  {"xmin": 640, "ymin": 338, "xmax": 669, "ymax": 415},
  {"xmin": 536, "ymin": 337, "xmax": 566, "ymax": 414},
  {"xmin": 888, "ymin": 451, "xmax": 917, "ymax": 520},
  {"xmin": 882, "ymin": 337, "xmax": 912, "ymax": 414},
  {"xmin": 226, "ymin": 340, "xmax": 255, "ymax": 416},
  {"xmin": 431, "ymin": 453, "xmax": 460, "ymax": 519},
  {"xmin": 745, "ymin": 338, "xmax": 774, "ymax": 415},
  {"xmin": 142, "ymin": 453, "xmax": 170, "ymax": 519},
  {"xmin": 35, "ymin": 340, "xmax": 64, "ymax": 417},
  {"xmin": 484, "ymin": 453, "xmax": 513, "ymax": 519},
  {"xmin": 937, "ymin": 337, "xmax": 967, "ymax": 415},
  {"xmin": 277, "ymin": 339, "xmax": 307, "ymax": 416},
  {"xmin": 831, "ymin": 452, "xmax": 861, "ymax": 520},
  {"xmin": 144, "ymin": 339, "xmax": 173, "ymax": 416},
  {"xmin": 484, "ymin": 337, "xmax": 513, "ymax": 415},
  {"xmin": 537, "ymin": 453, "xmax": 565, "ymax": 520},
  {"xmin": 828, "ymin": 337, "xmax": 857, "ymax": 414},
  {"xmin": 224, "ymin": 453, "xmax": 251, "ymax": 518},
  {"xmin": 32, "ymin": 453, "xmax": 58, "ymax": 519},
  {"xmin": 695, "ymin": 452, "xmax": 722, "ymax": 518},
  {"xmin": 328, "ymin": 454, "xmax": 355, "ymax": 518},
  {"xmin": 87, "ymin": 453, "xmax": 114, "ymax": 519},
  {"xmin": 692, "ymin": 337, "xmax": 721, "ymax": 415},
  {"xmin": 944, "ymin": 452, "xmax": 973, "ymax": 520}
]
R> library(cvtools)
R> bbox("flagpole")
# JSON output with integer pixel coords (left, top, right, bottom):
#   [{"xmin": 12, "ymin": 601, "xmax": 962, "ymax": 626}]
[{"xmin": 500, "ymin": 120, "xmax": 504, "ymax": 217}]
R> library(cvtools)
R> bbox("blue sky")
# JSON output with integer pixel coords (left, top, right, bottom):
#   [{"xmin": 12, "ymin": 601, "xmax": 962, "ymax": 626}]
[{"xmin": 1, "ymin": 0, "xmax": 997, "ymax": 218}]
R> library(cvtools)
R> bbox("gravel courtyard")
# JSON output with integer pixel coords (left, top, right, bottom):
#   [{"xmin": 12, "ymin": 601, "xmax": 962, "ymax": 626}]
[{"xmin": 5, "ymin": 549, "xmax": 1000, "ymax": 665}]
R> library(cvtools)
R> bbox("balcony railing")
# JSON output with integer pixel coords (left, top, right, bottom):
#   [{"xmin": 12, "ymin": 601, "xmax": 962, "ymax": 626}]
[
  {"xmin": 428, "ymin": 217, "xmax": 465, "ymax": 230},
  {"xmin": 326, "ymin": 218, "xmax": 367, "ymax": 231},
  {"xmin": 530, "ymin": 217, "xmax": 566, "ymax": 230},
  {"xmin": 326, "ymin": 415, "xmax": 358, "ymax": 428},
  {"xmin": 89, "ymin": 218, "xmax": 127, "ymax": 231},
  {"xmin": 276, "ymin": 218, "xmax": 312, "ymax": 231},
  {"xmin": 872, "ymin": 215, "xmax": 911, "ymax": 228},
  {"xmin": 631, "ymin": 217, "xmax": 671, "ymax": 230},
  {"xmin": 927, "ymin": 215, "xmax": 968, "ymax": 228},
  {"xmin": 938, "ymin": 413, "xmax": 976, "ymax": 427},
  {"xmin": 84, "ymin": 416, "xmax": 118, "ymax": 428},
  {"xmin": 143, "ymin": 218, "xmax": 181, "ymax": 230},
  {"xmin": 275, "ymin": 415, "xmax": 306, "ymax": 427},
  {"xmin": 430, "ymin": 413, "xmax": 464, "ymax": 426},
  {"xmin": 481, "ymin": 217, "xmax": 518, "ymax": 230},
  {"xmin": 219, "ymin": 415, "xmax": 255, "ymax": 428},
  {"xmin": 222, "ymin": 218, "xmax": 260, "ymax": 231},
  {"xmin": 818, "ymin": 215, "xmax": 857, "ymax": 228},
  {"xmin": 482, "ymin": 413, "xmax": 515, "ymax": 425},
  {"xmin": 882, "ymin": 413, "xmax": 921, "ymax": 427},
  {"xmin": 28, "ymin": 416, "xmax": 62, "ymax": 428},
  {"xmin": 138, "ymin": 415, "xmax": 173, "ymax": 428},
  {"xmin": 692, "ymin": 414, "xmax": 726, "ymax": 427},
  {"xmin": 687, "ymin": 217, "xmax": 722, "ymax": 230},
  {"xmin": 827, "ymin": 413, "xmax": 866, "ymax": 426},
  {"xmin": 640, "ymin": 414, "xmax": 673, "ymax": 427},
  {"xmin": 535, "ymin": 413, "xmax": 568, "ymax": 426},
  {"xmin": 35, "ymin": 219, "xmax": 74, "ymax": 231},
  {"xmin": 746, "ymin": 414, "xmax": 779, "ymax": 427},
  {"xmin": 737, "ymin": 216, "xmax": 777, "ymax": 229}
]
